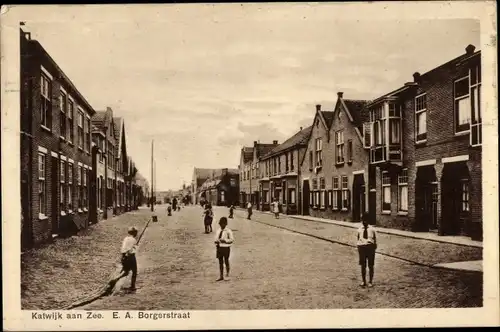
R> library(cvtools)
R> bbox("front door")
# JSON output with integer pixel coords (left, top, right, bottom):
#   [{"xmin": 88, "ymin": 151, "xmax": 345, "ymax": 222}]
[
  {"xmin": 51, "ymin": 156, "xmax": 59, "ymax": 235},
  {"xmin": 352, "ymin": 174, "xmax": 365, "ymax": 222}
]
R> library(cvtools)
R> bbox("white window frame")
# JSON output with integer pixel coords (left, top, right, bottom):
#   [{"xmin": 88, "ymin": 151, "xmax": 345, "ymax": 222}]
[
  {"xmin": 67, "ymin": 97, "xmax": 74, "ymax": 144},
  {"xmin": 59, "ymin": 90, "xmax": 67, "ymax": 139},
  {"xmin": 315, "ymin": 138, "xmax": 323, "ymax": 166},
  {"xmin": 415, "ymin": 93, "xmax": 427, "ymax": 143},
  {"xmin": 320, "ymin": 177, "xmax": 326, "ymax": 208},
  {"xmin": 398, "ymin": 168, "xmax": 408, "ymax": 212},
  {"xmin": 38, "ymin": 152, "xmax": 47, "ymax": 216},
  {"xmin": 470, "ymin": 64, "xmax": 482, "ymax": 147},
  {"xmin": 332, "ymin": 177, "xmax": 339, "ymax": 210},
  {"xmin": 40, "ymin": 72, "xmax": 52, "ymax": 130},
  {"xmin": 341, "ymin": 176, "xmax": 349, "ymax": 211},
  {"xmin": 77, "ymin": 109, "xmax": 84, "ymax": 149},
  {"xmin": 454, "ymin": 76, "xmax": 471, "ymax": 134},
  {"xmin": 335, "ymin": 131, "xmax": 344, "ymax": 164},
  {"xmin": 382, "ymin": 171, "xmax": 391, "ymax": 213},
  {"xmin": 290, "ymin": 189, "xmax": 296, "ymax": 204},
  {"xmin": 461, "ymin": 179, "xmax": 470, "ymax": 212},
  {"xmin": 68, "ymin": 163, "xmax": 73, "ymax": 210}
]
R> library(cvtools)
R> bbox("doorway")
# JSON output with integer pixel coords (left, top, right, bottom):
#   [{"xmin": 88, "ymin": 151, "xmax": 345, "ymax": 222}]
[
  {"xmin": 441, "ymin": 162, "xmax": 470, "ymax": 235},
  {"xmin": 352, "ymin": 174, "xmax": 366, "ymax": 222},
  {"xmin": 415, "ymin": 166, "xmax": 438, "ymax": 231}
]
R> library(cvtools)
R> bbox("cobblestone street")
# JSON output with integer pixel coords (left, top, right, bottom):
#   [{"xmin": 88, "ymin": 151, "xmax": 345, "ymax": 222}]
[{"xmin": 75, "ymin": 206, "xmax": 483, "ymax": 310}]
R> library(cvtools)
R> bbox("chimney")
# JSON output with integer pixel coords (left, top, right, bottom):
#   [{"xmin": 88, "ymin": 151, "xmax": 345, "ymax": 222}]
[
  {"xmin": 316, "ymin": 104, "xmax": 321, "ymax": 112},
  {"xmin": 300, "ymin": 126, "xmax": 303, "ymax": 131},
  {"xmin": 273, "ymin": 140, "xmax": 278, "ymax": 145},
  {"xmin": 337, "ymin": 92, "xmax": 344, "ymax": 98},
  {"xmin": 466, "ymin": 44, "xmax": 476, "ymax": 55},
  {"xmin": 413, "ymin": 72, "xmax": 421, "ymax": 83},
  {"xmin": 253, "ymin": 141, "xmax": 258, "ymax": 147}
]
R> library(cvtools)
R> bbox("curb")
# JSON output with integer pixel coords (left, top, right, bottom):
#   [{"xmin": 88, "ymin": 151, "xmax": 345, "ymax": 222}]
[{"xmin": 232, "ymin": 207, "xmax": 482, "ymax": 249}]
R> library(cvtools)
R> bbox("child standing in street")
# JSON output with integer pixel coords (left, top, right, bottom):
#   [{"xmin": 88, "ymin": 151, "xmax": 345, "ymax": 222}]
[
  {"xmin": 229, "ymin": 205, "xmax": 234, "ymax": 219},
  {"xmin": 214, "ymin": 217, "xmax": 234, "ymax": 281},
  {"xmin": 246, "ymin": 202, "xmax": 253, "ymax": 220},
  {"xmin": 114, "ymin": 226, "xmax": 139, "ymax": 291},
  {"xmin": 356, "ymin": 214, "xmax": 377, "ymax": 288},
  {"xmin": 271, "ymin": 198, "xmax": 280, "ymax": 219},
  {"xmin": 203, "ymin": 204, "xmax": 214, "ymax": 233}
]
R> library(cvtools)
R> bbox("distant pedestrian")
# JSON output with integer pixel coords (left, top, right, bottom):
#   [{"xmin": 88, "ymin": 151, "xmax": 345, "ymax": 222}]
[
  {"xmin": 172, "ymin": 197, "xmax": 178, "ymax": 211},
  {"xmin": 246, "ymin": 202, "xmax": 253, "ymax": 220},
  {"xmin": 271, "ymin": 198, "xmax": 280, "ymax": 219},
  {"xmin": 357, "ymin": 214, "xmax": 377, "ymax": 288},
  {"xmin": 229, "ymin": 205, "xmax": 234, "ymax": 219},
  {"xmin": 114, "ymin": 226, "xmax": 139, "ymax": 291},
  {"xmin": 203, "ymin": 204, "xmax": 214, "ymax": 233},
  {"xmin": 214, "ymin": 217, "xmax": 234, "ymax": 281},
  {"xmin": 166, "ymin": 202, "xmax": 172, "ymax": 216}
]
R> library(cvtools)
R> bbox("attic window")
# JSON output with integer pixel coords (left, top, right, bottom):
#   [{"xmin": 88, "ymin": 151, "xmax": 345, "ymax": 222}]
[{"xmin": 316, "ymin": 119, "xmax": 319, "ymax": 127}]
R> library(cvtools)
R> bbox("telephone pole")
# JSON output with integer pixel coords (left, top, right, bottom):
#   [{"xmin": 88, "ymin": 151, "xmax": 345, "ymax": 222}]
[{"xmin": 151, "ymin": 140, "xmax": 154, "ymax": 212}]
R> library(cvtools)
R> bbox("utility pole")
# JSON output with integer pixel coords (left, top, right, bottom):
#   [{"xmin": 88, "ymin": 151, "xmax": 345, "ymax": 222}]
[{"xmin": 151, "ymin": 140, "xmax": 154, "ymax": 212}]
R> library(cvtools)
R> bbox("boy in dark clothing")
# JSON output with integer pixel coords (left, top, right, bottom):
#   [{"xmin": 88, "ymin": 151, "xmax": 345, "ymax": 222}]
[
  {"xmin": 229, "ymin": 205, "xmax": 234, "ymax": 219},
  {"xmin": 214, "ymin": 217, "xmax": 234, "ymax": 281}
]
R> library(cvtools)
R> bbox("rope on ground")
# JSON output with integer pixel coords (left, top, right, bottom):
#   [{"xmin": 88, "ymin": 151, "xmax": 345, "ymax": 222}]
[
  {"xmin": 250, "ymin": 218, "xmax": 481, "ymax": 274},
  {"xmin": 61, "ymin": 216, "xmax": 153, "ymax": 310}
]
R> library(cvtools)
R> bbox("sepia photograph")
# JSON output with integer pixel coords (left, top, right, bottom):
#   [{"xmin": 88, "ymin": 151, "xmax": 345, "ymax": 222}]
[{"xmin": 2, "ymin": 2, "xmax": 498, "ymax": 330}]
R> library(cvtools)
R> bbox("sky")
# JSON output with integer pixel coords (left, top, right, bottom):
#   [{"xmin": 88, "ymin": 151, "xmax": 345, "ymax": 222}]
[{"xmin": 21, "ymin": 5, "xmax": 480, "ymax": 191}]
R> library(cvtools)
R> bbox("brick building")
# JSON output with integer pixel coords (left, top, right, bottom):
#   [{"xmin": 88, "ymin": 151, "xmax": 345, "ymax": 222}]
[
  {"xmin": 238, "ymin": 141, "xmax": 278, "ymax": 209},
  {"xmin": 191, "ymin": 168, "xmax": 217, "ymax": 205},
  {"xmin": 259, "ymin": 126, "xmax": 311, "ymax": 214},
  {"xmin": 21, "ymin": 29, "xmax": 95, "ymax": 248},
  {"xmin": 300, "ymin": 98, "xmax": 369, "ymax": 222},
  {"xmin": 362, "ymin": 44, "xmax": 482, "ymax": 240},
  {"xmin": 198, "ymin": 168, "xmax": 239, "ymax": 207}
]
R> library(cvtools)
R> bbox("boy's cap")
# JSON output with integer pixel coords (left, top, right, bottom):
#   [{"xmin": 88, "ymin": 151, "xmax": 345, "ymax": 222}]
[{"xmin": 128, "ymin": 226, "xmax": 138, "ymax": 233}]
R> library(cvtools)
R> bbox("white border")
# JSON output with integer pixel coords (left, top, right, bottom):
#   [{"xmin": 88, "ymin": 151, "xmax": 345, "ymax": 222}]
[
  {"xmin": 442, "ymin": 155, "xmax": 469, "ymax": 164},
  {"xmin": 415, "ymin": 159, "xmax": 437, "ymax": 167}
]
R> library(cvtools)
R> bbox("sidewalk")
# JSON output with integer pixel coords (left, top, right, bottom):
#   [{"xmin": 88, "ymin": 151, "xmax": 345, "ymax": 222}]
[
  {"xmin": 21, "ymin": 209, "xmax": 152, "ymax": 310},
  {"xmin": 239, "ymin": 207, "xmax": 482, "ymax": 248}
]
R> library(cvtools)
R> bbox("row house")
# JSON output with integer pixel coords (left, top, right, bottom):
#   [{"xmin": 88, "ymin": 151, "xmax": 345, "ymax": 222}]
[
  {"xmin": 21, "ymin": 29, "xmax": 95, "ymax": 248},
  {"xmin": 258, "ymin": 126, "xmax": 312, "ymax": 214},
  {"xmin": 20, "ymin": 29, "xmax": 144, "ymax": 249},
  {"xmin": 238, "ymin": 141, "xmax": 278, "ymax": 209},
  {"xmin": 361, "ymin": 44, "xmax": 482, "ymax": 240},
  {"xmin": 198, "ymin": 168, "xmax": 239, "ymax": 207},
  {"xmin": 300, "ymin": 99, "xmax": 369, "ymax": 222},
  {"xmin": 191, "ymin": 168, "xmax": 217, "ymax": 205}
]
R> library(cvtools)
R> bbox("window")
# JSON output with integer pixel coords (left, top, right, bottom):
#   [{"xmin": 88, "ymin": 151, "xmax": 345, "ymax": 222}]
[
  {"xmin": 328, "ymin": 190, "xmax": 333, "ymax": 207},
  {"xmin": 82, "ymin": 168, "xmax": 87, "ymax": 208},
  {"xmin": 78, "ymin": 110, "xmax": 84, "ymax": 149},
  {"xmin": 347, "ymin": 140, "xmax": 353, "ymax": 163},
  {"xmin": 315, "ymin": 138, "xmax": 323, "ymax": 166},
  {"xmin": 59, "ymin": 92, "xmax": 67, "ymax": 138},
  {"xmin": 332, "ymin": 177, "xmax": 339, "ymax": 210},
  {"xmin": 454, "ymin": 77, "xmax": 471, "ymax": 133},
  {"xmin": 382, "ymin": 171, "xmax": 391, "ymax": 212},
  {"xmin": 60, "ymin": 160, "xmax": 66, "ymax": 210},
  {"xmin": 277, "ymin": 156, "xmax": 281, "ymax": 174},
  {"xmin": 290, "ymin": 152, "xmax": 294, "ymax": 171},
  {"xmin": 309, "ymin": 151, "xmax": 313, "ymax": 170},
  {"xmin": 320, "ymin": 177, "xmax": 326, "ymax": 208},
  {"xmin": 390, "ymin": 119, "xmax": 400, "ymax": 144},
  {"xmin": 220, "ymin": 191, "xmax": 225, "ymax": 203},
  {"xmin": 341, "ymin": 176, "xmax": 349, "ymax": 210},
  {"xmin": 68, "ymin": 164, "xmax": 73, "ymax": 210},
  {"xmin": 398, "ymin": 169, "xmax": 408, "ymax": 212},
  {"xmin": 68, "ymin": 99, "xmax": 74, "ymax": 143},
  {"xmin": 461, "ymin": 179, "xmax": 469, "ymax": 212},
  {"xmin": 86, "ymin": 118, "xmax": 91, "ymax": 152},
  {"xmin": 370, "ymin": 105, "xmax": 385, "ymax": 146},
  {"xmin": 470, "ymin": 63, "xmax": 482, "ymax": 146},
  {"xmin": 312, "ymin": 179, "xmax": 318, "ymax": 207},
  {"xmin": 77, "ymin": 166, "xmax": 82, "ymax": 208},
  {"xmin": 40, "ymin": 73, "xmax": 52, "ymax": 129},
  {"xmin": 335, "ymin": 131, "xmax": 344, "ymax": 164},
  {"xmin": 289, "ymin": 189, "xmax": 296, "ymax": 204},
  {"xmin": 285, "ymin": 153, "xmax": 289, "ymax": 172},
  {"xmin": 415, "ymin": 94, "xmax": 427, "ymax": 142},
  {"xmin": 38, "ymin": 152, "xmax": 47, "ymax": 215}
]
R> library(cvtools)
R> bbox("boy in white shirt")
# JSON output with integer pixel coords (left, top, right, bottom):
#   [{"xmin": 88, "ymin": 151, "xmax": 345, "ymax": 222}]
[
  {"xmin": 246, "ymin": 202, "xmax": 253, "ymax": 220},
  {"xmin": 115, "ymin": 226, "xmax": 139, "ymax": 291},
  {"xmin": 356, "ymin": 215, "xmax": 377, "ymax": 288},
  {"xmin": 214, "ymin": 217, "xmax": 234, "ymax": 281}
]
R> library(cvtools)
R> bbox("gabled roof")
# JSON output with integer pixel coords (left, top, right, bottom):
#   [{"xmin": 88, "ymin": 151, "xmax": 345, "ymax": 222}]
[
  {"xmin": 321, "ymin": 111, "xmax": 335, "ymax": 129},
  {"xmin": 262, "ymin": 126, "xmax": 312, "ymax": 159},
  {"xmin": 91, "ymin": 111, "xmax": 107, "ymax": 130},
  {"xmin": 113, "ymin": 117, "xmax": 126, "ymax": 161},
  {"xmin": 255, "ymin": 143, "xmax": 277, "ymax": 159},
  {"xmin": 342, "ymin": 99, "xmax": 369, "ymax": 129}
]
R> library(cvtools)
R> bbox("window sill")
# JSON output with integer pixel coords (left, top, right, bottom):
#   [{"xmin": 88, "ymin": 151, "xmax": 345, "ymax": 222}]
[
  {"xmin": 415, "ymin": 140, "xmax": 427, "ymax": 146},
  {"xmin": 347, "ymin": 161, "xmax": 353, "ymax": 165},
  {"xmin": 41, "ymin": 125, "xmax": 51, "ymax": 133},
  {"xmin": 397, "ymin": 211, "xmax": 408, "ymax": 216},
  {"xmin": 320, "ymin": 207, "xmax": 326, "ymax": 211},
  {"xmin": 336, "ymin": 162, "xmax": 345, "ymax": 167},
  {"xmin": 68, "ymin": 210, "xmax": 74, "ymax": 214},
  {"xmin": 78, "ymin": 208, "xmax": 84, "ymax": 213},
  {"xmin": 60, "ymin": 136, "xmax": 66, "ymax": 141},
  {"xmin": 341, "ymin": 208, "xmax": 348, "ymax": 212},
  {"xmin": 382, "ymin": 211, "xmax": 391, "ymax": 215},
  {"xmin": 83, "ymin": 208, "xmax": 88, "ymax": 212},
  {"xmin": 455, "ymin": 130, "xmax": 470, "ymax": 137},
  {"xmin": 60, "ymin": 211, "xmax": 66, "ymax": 216},
  {"xmin": 78, "ymin": 147, "xmax": 84, "ymax": 152},
  {"xmin": 38, "ymin": 213, "xmax": 49, "ymax": 220}
]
